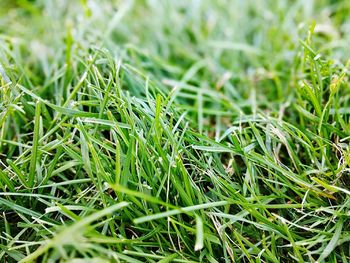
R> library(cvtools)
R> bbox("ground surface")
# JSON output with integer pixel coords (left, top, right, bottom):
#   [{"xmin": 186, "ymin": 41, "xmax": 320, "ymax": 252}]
[{"xmin": 0, "ymin": 0, "xmax": 350, "ymax": 262}]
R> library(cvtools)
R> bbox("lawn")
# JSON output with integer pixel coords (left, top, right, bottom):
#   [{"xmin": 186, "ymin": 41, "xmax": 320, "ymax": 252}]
[{"xmin": 0, "ymin": 0, "xmax": 349, "ymax": 262}]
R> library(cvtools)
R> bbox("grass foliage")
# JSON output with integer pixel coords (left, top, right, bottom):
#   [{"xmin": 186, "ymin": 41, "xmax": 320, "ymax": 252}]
[{"xmin": 0, "ymin": 0, "xmax": 350, "ymax": 262}]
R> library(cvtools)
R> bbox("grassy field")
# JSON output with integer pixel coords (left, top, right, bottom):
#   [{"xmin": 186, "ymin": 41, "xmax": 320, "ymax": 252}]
[{"xmin": 0, "ymin": 0, "xmax": 350, "ymax": 262}]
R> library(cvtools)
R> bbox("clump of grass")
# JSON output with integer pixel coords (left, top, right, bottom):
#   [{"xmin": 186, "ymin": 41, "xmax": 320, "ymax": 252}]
[{"xmin": 0, "ymin": 0, "xmax": 349, "ymax": 262}]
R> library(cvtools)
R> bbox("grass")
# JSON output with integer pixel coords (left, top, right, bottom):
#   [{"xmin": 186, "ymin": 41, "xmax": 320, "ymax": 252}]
[{"xmin": 0, "ymin": 0, "xmax": 350, "ymax": 262}]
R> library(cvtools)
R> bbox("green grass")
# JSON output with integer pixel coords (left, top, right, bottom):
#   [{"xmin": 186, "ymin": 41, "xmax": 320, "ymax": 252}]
[{"xmin": 0, "ymin": 0, "xmax": 350, "ymax": 262}]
